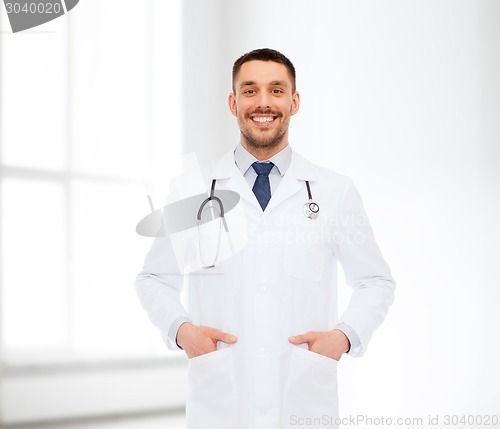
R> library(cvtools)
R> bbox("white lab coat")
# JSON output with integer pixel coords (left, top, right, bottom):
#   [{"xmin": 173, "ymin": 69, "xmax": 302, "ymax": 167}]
[{"xmin": 135, "ymin": 148, "xmax": 395, "ymax": 429}]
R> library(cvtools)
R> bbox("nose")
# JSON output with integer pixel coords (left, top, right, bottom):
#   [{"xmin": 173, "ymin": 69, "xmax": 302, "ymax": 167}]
[{"xmin": 256, "ymin": 92, "xmax": 272, "ymax": 110}]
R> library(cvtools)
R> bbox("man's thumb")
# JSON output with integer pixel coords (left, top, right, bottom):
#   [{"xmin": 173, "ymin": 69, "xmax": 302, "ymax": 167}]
[
  {"xmin": 288, "ymin": 332, "xmax": 311, "ymax": 345},
  {"xmin": 213, "ymin": 329, "xmax": 238, "ymax": 344}
]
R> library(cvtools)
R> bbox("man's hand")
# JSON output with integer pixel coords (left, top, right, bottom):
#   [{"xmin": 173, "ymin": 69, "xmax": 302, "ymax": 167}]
[
  {"xmin": 176, "ymin": 322, "xmax": 238, "ymax": 358},
  {"xmin": 288, "ymin": 329, "xmax": 350, "ymax": 361}
]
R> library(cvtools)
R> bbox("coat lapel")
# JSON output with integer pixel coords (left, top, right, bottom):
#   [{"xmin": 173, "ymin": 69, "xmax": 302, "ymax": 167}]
[
  {"xmin": 209, "ymin": 150, "xmax": 262, "ymax": 211},
  {"xmin": 264, "ymin": 150, "xmax": 318, "ymax": 215}
]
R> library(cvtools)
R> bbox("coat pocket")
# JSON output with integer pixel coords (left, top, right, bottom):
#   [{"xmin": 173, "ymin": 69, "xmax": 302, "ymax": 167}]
[
  {"xmin": 282, "ymin": 346, "xmax": 339, "ymax": 428},
  {"xmin": 186, "ymin": 347, "xmax": 237, "ymax": 429}
]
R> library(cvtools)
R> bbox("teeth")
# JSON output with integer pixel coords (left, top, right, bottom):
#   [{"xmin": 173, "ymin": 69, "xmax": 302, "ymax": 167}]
[{"xmin": 253, "ymin": 117, "xmax": 274, "ymax": 123}]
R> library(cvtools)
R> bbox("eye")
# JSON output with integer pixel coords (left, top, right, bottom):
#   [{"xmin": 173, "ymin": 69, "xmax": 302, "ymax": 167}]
[
  {"xmin": 243, "ymin": 89, "xmax": 256, "ymax": 95},
  {"xmin": 271, "ymin": 89, "xmax": 284, "ymax": 94}
]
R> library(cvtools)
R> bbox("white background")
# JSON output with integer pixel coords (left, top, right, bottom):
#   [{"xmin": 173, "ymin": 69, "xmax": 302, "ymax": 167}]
[{"xmin": 1, "ymin": 0, "xmax": 499, "ymax": 425}]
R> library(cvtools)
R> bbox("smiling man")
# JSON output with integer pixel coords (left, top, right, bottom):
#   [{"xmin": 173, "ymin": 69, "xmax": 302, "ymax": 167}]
[{"xmin": 135, "ymin": 48, "xmax": 395, "ymax": 429}]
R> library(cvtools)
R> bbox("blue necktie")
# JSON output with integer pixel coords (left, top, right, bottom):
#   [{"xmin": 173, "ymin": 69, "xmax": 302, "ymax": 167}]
[{"xmin": 252, "ymin": 162, "xmax": 274, "ymax": 211}]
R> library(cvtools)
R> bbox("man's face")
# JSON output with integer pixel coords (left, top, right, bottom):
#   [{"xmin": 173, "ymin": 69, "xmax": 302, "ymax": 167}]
[{"xmin": 228, "ymin": 60, "xmax": 300, "ymax": 155}]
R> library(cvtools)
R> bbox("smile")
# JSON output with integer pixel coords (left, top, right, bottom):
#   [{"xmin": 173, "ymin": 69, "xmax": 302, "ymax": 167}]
[{"xmin": 251, "ymin": 115, "xmax": 277, "ymax": 126}]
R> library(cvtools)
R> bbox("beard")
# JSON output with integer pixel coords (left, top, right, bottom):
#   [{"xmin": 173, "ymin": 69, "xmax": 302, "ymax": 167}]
[
  {"xmin": 239, "ymin": 110, "xmax": 289, "ymax": 150},
  {"xmin": 241, "ymin": 126, "xmax": 287, "ymax": 149}
]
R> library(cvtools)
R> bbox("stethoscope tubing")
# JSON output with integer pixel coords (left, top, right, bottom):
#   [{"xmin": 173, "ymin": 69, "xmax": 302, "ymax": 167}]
[
  {"xmin": 197, "ymin": 179, "xmax": 320, "ymax": 268},
  {"xmin": 198, "ymin": 179, "xmax": 320, "ymax": 222},
  {"xmin": 197, "ymin": 180, "xmax": 224, "ymax": 221}
]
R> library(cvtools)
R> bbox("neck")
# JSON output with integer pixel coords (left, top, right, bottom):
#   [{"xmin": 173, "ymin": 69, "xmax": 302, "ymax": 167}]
[{"xmin": 240, "ymin": 136, "xmax": 289, "ymax": 161}]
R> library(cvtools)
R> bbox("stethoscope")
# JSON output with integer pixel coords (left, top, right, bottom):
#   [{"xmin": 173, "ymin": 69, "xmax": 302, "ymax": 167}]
[
  {"xmin": 197, "ymin": 179, "xmax": 319, "ymax": 268},
  {"xmin": 303, "ymin": 180, "xmax": 320, "ymax": 220}
]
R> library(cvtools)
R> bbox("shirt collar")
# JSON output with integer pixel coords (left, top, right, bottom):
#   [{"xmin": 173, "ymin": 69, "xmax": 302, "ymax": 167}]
[{"xmin": 234, "ymin": 143, "xmax": 292, "ymax": 177}]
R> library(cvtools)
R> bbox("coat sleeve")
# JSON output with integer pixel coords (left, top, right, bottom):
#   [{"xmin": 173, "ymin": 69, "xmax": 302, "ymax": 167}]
[
  {"xmin": 334, "ymin": 179, "xmax": 396, "ymax": 357},
  {"xmin": 135, "ymin": 233, "xmax": 190, "ymax": 351}
]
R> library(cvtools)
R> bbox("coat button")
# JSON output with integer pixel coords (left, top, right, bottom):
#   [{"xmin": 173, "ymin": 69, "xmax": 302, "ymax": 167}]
[{"xmin": 260, "ymin": 286, "xmax": 267, "ymax": 294}]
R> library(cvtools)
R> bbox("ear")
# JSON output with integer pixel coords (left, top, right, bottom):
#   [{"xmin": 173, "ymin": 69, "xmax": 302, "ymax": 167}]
[
  {"xmin": 290, "ymin": 91, "xmax": 300, "ymax": 116},
  {"xmin": 228, "ymin": 93, "xmax": 237, "ymax": 117}
]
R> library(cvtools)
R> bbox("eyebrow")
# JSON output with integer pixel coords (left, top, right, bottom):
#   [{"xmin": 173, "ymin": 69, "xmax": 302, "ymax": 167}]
[
  {"xmin": 239, "ymin": 80, "xmax": 287, "ymax": 88},
  {"xmin": 240, "ymin": 81, "xmax": 256, "ymax": 88}
]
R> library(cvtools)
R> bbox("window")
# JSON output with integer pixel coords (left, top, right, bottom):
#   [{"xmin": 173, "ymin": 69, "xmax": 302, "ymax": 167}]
[{"xmin": 0, "ymin": 0, "xmax": 183, "ymax": 363}]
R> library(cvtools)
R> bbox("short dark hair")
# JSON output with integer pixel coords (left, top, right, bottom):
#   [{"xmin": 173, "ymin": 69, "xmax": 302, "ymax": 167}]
[{"xmin": 232, "ymin": 48, "xmax": 296, "ymax": 93}]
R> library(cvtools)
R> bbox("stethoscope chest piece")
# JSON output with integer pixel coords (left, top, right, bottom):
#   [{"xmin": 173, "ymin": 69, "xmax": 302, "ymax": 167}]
[
  {"xmin": 303, "ymin": 200, "xmax": 320, "ymax": 219},
  {"xmin": 303, "ymin": 180, "xmax": 319, "ymax": 219}
]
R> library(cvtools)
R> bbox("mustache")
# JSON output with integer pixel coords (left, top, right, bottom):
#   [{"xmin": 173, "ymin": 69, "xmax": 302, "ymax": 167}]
[{"xmin": 249, "ymin": 109, "xmax": 281, "ymax": 116}]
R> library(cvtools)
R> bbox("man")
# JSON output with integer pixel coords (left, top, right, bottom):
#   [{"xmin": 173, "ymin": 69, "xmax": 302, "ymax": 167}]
[{"xmin": 135, "ymin": 48, "xmax": 395, "ymax": 429}]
